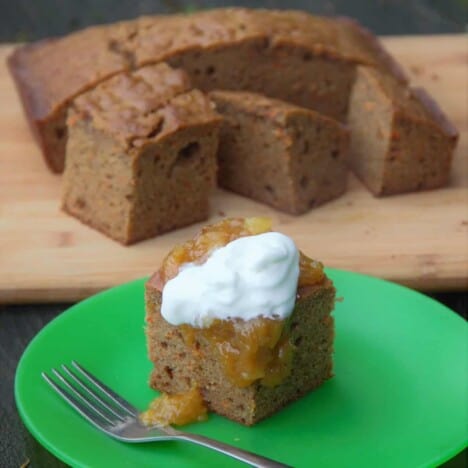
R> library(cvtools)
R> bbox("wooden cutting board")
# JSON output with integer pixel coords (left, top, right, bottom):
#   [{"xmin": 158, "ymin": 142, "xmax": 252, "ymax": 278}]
[{"xmin": 0, "ymin": 35, "xmax": 467, "ymax": 303}]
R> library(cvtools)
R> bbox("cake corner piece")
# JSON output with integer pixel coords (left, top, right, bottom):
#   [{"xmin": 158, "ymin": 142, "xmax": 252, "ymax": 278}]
[{"xmin": 61, "ymin": 63, "xmax": 222, "ymax": 245}]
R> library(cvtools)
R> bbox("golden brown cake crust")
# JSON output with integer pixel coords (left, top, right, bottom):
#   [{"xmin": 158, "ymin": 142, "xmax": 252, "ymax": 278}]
[
  {"xmin": 335, "ymin": 16, "xmax": 409, "ymax": 83},
  {"xmin": 210, "ymin": 89, "xmax": 342, "ymax": 126},
  {"xmin": 8, "ymin": 8, "xmax": 406, "ymax": 122},
  {"xmin": 69, "ymin": 63, "xmax": 220, "ymax": 149}
]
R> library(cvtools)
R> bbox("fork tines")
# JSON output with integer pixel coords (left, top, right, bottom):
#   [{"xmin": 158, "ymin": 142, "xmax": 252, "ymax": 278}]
[{"xmin": 42, "ymin": 361, "xmax": 139, "ymax": 431}]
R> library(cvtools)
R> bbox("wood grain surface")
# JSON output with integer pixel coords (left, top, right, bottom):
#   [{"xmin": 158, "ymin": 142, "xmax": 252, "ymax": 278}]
[{"xmin": 0, "ymin": 34, "xmax": 467, "ymax": 303}]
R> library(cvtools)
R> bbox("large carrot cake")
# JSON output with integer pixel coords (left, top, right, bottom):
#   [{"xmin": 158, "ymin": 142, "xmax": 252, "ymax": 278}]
[{"xmin": 8, "ymin": 8, "xmax": 405, "ymax": 173}]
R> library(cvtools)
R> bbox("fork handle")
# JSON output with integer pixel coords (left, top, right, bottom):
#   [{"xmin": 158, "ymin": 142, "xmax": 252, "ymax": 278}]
[{"xmin": 176, "ymin": 433, "xmax": 292, "ymax": 467}]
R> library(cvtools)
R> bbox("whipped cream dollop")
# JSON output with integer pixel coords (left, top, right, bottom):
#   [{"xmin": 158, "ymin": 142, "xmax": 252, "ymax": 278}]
[{"xmin": 161, "ymin": 232, "xmax": 300, "ymax": 327}]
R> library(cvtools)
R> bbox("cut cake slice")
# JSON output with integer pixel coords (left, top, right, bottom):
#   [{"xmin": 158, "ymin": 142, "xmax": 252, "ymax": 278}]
[
  {"xmin": 62, "ymin": 63, "xmax": 222, "ymax": 245},
  {"xmin": 210, "ymin": 90, "xmax": 349, "ymax": 214},
  {"xmin": 347, "ymin": 66, "xmax": 458, "ymax": 196}
]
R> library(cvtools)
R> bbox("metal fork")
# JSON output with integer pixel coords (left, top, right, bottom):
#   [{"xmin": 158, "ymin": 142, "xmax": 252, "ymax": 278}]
[{"xmin": 42, "ymin": 361, "xmax": 291, "ymax": 468}]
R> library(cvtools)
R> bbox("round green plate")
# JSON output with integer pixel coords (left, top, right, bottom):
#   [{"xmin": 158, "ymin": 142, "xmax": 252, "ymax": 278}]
[{"xmin": 15, "ymin": 269, "xmax": 467, "ymax": 468}]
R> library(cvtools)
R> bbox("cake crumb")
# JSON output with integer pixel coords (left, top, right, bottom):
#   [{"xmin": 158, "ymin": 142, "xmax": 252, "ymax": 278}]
[
  {"xmin": 409, "ymin": 65, "xmax": 424, "ymax": 75},
  {"xmin": 141, "ymin": 387, "xmax": 208, "ymax": 427}
]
